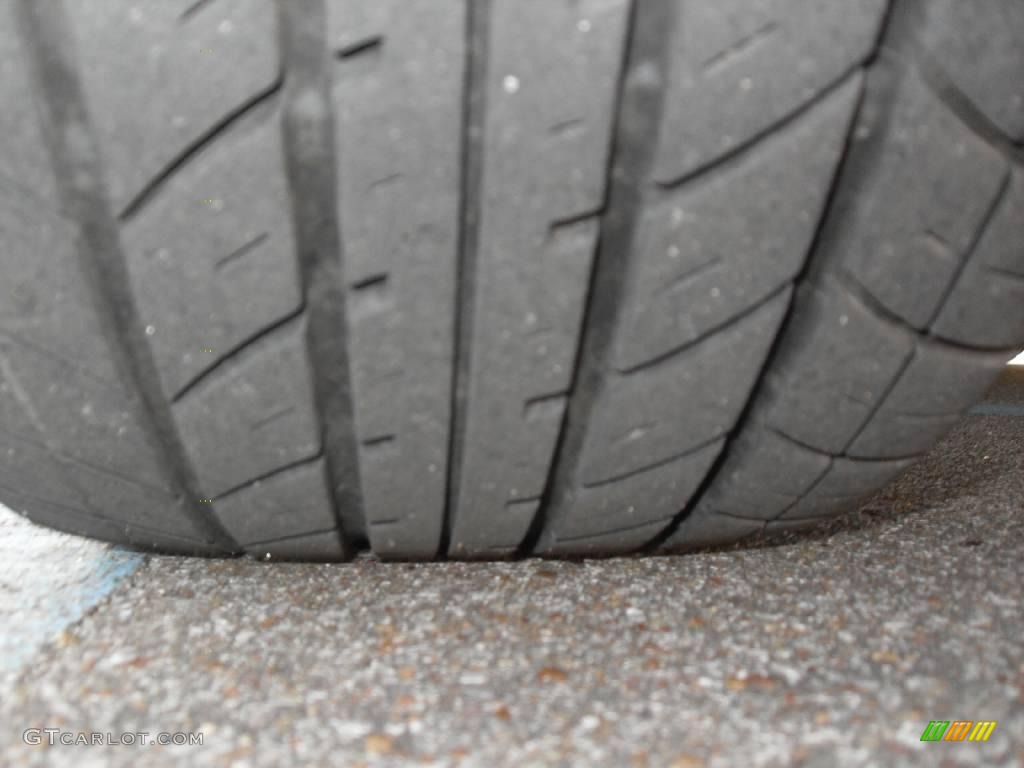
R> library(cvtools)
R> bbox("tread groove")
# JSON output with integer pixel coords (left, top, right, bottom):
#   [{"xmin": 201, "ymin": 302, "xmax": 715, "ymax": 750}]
[
  {"xmin": 581, "ymin": 435, "xmax": 723, "ymax": 489},
  {"xmin": 0, "ymin": 349, "xmax": 45, "ymax": 435},
  {"xmin": 548, "ymin": 209, "xmax": 603, "ymax": 234},
  {"xmin": 615, "ymin": 283, "xmax": 792, "ymax": 375},
  {"xmin": 700, "ymin": 21, "xmax": 779, "ymax": 74},
  {"xmin": 657, "ymin": 1, "xmax": 1024, "ymax": 548},
  {"xmin": 647, "ymin": 0, "xmax": 950, "ymax": 552},
  {"xmin": 842, "ymin": 349, "xmax": 915, "ymax": 452},
  {"xmin": 15, "ymin": 0, "xmax": 238, "ymax": 551},
  {"xmin": 765, "ymin": 424, "xmax": 925, "ymax": 463},
  {"xmin": 215, "ymin": 232, "xmax": 270, "ymax": 272},
  {"xmin": 912, "ymin": 45, "xmax": 1024, "ymax": 161},
  {"xmin": 0, "ymin": 426, "xmax": 49, "ymax": 453},
  {"xmin": 524, "ymin": 0, "xmax": 679, "ymax": 556},
  {"xmin": 0, "ymin": 488, "xmax": 100, "ymax": 521},
  {"xmin": 982, "ymin": 264, "xmax": 1024, "ymax": 282},
  {"xmin": 118, "ymin": 80, "xmax": 283, "ymax": 221},
  {"xmin": 645, "ymin": 15, "xmax": 886, "ymax": 553},
  {"xmin": 361, "ymin": 434, "xmax": 396, "ymax": 448},
  {"xmin": 179, "ymin": 0, "xmax": 218, "ymax": 23},
  {"xmin": 442, "ymin": 0, "xmax": 492, "ymax": 560},
  {"xmin": 171, "ymin": 306, "xmax": 306, "ymax": 402},
  {"xmin": 212, "ymin": 451, "xmax": 324, "ymax": 501},
  {"xmin": 507, "ymin": 496, "xmax": 543, "ymax": 507},
  {"xmin": 925, "ymin": 170, "xmax": 1010, "ymax": 327},
  {"xmin": 52, "ymin": 452, "xmax": 172, "ymax": 497},
  {"xmin": 522, "ymin": 391, "xmax": 569, "ymax": 420},
  {"xmin": 773, "ymin": 459, "xmax": 833, "ymax": 519},
  {"xmin": 656, "ymin": 64, "xmax": 867, "ymax": 190},
  {"xmin": 335, "ymin": 35, "xmax": 383, "ymax": 60},
  {"xmin": 249, "ymin": 405, "xmax": 297, "ymax": 432},
  {"xmin": 0, "ymin": 331, "xmax": 119, "ymax": 389},
  {"xmin": 245, "ymin": 525, "xmax": 339, "ymax": 548},
  {"xmin": 557, "ymin": 517, "xmax": 673, "ymax": 545},
  {"xmin": 350, "ymin": 272, "xmax": 389, "ymax": 291},
  {"xmin": 17, "ymin": 497, "xmax": 216, "ymax": 550},
  {"xmin": 655, "ymin": 256, "xmax": 724, "ymax": 297},
  {"xmin": 276, "ymin": 0, "xmax": 364, "ymax": 556},
  {"xmin": 832, "ymin": 268, "xmax": 1022, "ymax": 354}
]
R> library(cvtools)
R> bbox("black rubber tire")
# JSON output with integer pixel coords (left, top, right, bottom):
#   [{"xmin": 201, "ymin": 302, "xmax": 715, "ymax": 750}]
[{"xmin": 1, "ymin": 0, "xmax": 1022, "ymax": 561}]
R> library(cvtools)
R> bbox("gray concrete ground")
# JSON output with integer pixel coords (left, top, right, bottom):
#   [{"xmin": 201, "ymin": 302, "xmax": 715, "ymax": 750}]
[{"xmin": 0, "ymin": 367, "xmax": 1022, "ymax": 768}]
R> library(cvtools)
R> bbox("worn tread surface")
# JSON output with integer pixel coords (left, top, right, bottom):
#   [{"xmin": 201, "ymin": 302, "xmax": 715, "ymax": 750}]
[
  {"xmin": 327, "ymin": 0, "xmax": 465, "ymax": 558},
  {"xmin": 663, "ymin": 1, "xmax": 1024, "ymax": 551},
  {"xmin": 1, "ymin": 0, "xmax": 1022, "ymax": 562},
  {"xmin": 447, "ymin": 0, "xmax": 632, "ymax": 557}
]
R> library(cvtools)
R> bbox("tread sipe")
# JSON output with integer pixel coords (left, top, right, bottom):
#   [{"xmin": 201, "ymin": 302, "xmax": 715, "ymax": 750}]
[{"xmin": 1, "ymin": 0, "xmax": 1021, "ymax": 561}]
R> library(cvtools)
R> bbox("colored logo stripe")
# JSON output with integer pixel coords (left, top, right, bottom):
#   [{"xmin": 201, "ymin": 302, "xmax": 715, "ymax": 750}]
[
  {"xmin": 968, "ymin": 722, "xmax": 997, "ymax": 742},
  {"xmin": 920, "ymin": 720, "xmax": 997, "ymax": 742},
  {"xmin": 943, "ymin": 721, "xmax": 973, "ymax": 741}
]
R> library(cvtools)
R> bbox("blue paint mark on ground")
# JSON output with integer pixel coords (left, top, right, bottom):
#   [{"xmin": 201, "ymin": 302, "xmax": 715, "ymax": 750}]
[
  {"xmin": 969, "ymin": 403, "xmax": 1024, "ymax": 416},
  {"xmin": 0, "ymin": 505, "xmax": 144, "ymax": 672}
]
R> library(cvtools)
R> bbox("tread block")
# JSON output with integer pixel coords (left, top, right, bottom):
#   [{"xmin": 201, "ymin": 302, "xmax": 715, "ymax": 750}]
[
  {"xmin": 327, "ymin": 0, "xmax": 465, "ymax": 557},
  {"xmin": 0, "ymin": 203, "xmax": 121, "ymax": 390},
  {"xmin": 611, "ymin": 75, "xmax": 862, "ymax": 371},
  {"xmin": 449, "ymin": 497, "xmax": 543, "ymax": 556},
  {"xmin": 847, "ymin": 341, "xmax": 1011, "ymax": 458},
  {"xmin": 550, "ymin": 439, "xmax": 722, "ymax": 549},
  {"xmin": 552, "ymin": 519, "xmax": 672, "ymax": 556},
  {"xmin": 450, "ymin": 497, "xmax": 541, "ymax": 558},
  {"xmin": 0, "ymin": 10, "xmax": 220, "ymax": 547},
  {"xmin": 834, "ymin": 67, "xmax": 1007, "ymax": 330},
  {"xmin": 663, "ymin": 507, "xmax": 763, "ymax": 552},
  {"xmin": 65, "ymin": 0, "xmax": 279, "ymax": 208},
  {"xmin": 244, "ymin": 530, "xmax": 347, "ymax": 562},
  {"xmin": 781, "ymin": 456, "xmax": 912, "ymax": 519},
  {"xmin": 847, "ymin": 410, "xmax": 961, "ymax": 461},
  {"xmin": 919, "ymin": 0, "xmax": 1024, "ymax": 141},
  {"xmin": 119, "ymin": 526, "xmax": 227, "ymax": 555},
  {"xmin": 482, "ymin": 0, "xmax": 630, "ymax": 222},
  {"xmin": 0, "ymin": 5, "xmax": 60, "ymax": 208},
  {"xmin": 653, "ymin": 0, "xmax": 886, "ymax": 182},
  {"xmin": 173, "ymin": 318, "xmax": 321, "ymax": 497},
  {"xmin": 122, "ymin": 120, "xmax": 302, "ymax": 399},
  {"xmin": 693, "ymin": 427, "xmax": 830, "ymax": 521},
  {"xmin": 0, "ymin": 342, "xmax": 174, "ymax": 493},
  {"xmin": 451, "ymin": 0, "xmax": 630, "ymax": 556},
  {"xmin": 757, "ymin": 278, "xmax": 913, "ymax": 454},
  {"xmin": 0, "ymin": 450, "xmax": 215, "ymax": 550},
  {"xmin": 62, "ymin": 462, "xmax": 209, "ymax": 538},
  {"xmin": 0, "ymin": 436, "xmax": 91, "ymax": 513},
  {"xmin": 578, "ymin": 291, "xmax": 789, "ymax": 486},
  {"xmin": 933, "ymin": 170, "xmax": 1024, "ymax": 349},
  {"xmin": 213, "ymin": 458, "xmax": 339, "ymax": 546},
  {"xmin": 671, "ymin": 34, "xmax": 1022, "ymax": 552},
  {"xmin": 12, "ymin": 502, "xmax": 133, "ymax": 547}
]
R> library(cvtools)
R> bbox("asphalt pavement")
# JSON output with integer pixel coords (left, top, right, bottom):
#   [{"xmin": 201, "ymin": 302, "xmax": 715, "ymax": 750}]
[{"xmin": 0, "ymin": 366, "xmax": 1022, "ymax": 767}]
